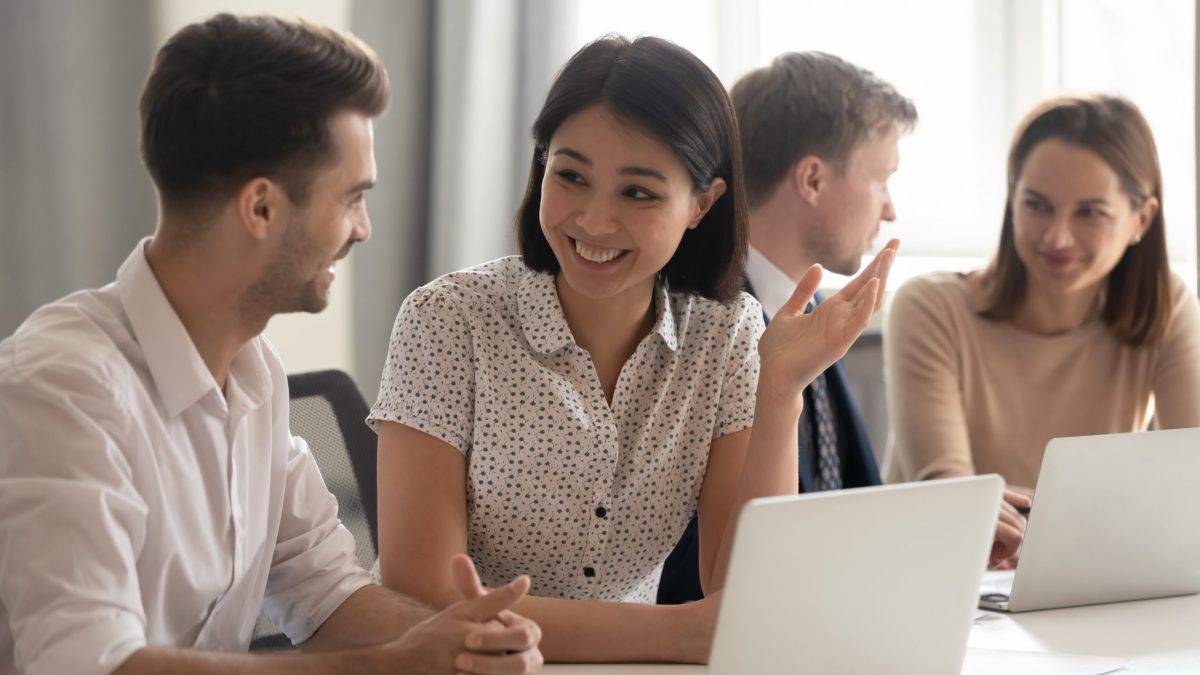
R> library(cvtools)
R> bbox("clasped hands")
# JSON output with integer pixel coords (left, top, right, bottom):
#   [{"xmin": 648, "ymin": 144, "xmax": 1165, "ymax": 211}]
[{"xmin": 393, "ymin": 555, "xmax": 543, "ymax": 675}]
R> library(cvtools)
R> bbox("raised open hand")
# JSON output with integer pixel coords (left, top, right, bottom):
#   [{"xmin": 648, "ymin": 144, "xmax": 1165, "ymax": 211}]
[{"xmin": 756, "ymin": 240, "xmax": 899, "ymax": 406}]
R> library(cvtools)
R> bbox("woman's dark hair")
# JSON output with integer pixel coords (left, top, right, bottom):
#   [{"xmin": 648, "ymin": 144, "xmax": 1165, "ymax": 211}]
[
  {"xmin": 140, "ymin": 14, "xmax": 389, "ymax": 216},
  {"xmin": 515, "ymin": 35, "xmax": 748, "ymax": 302},
  {"xmin": 980, "ymin": 94, "xmax": 1171, "ymax": 348}
]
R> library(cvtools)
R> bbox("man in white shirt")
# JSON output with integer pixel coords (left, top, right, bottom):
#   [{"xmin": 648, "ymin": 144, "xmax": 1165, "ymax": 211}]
[{"xmin": 0, "ymin": 13, "xmax": 542, "ymax": 675}]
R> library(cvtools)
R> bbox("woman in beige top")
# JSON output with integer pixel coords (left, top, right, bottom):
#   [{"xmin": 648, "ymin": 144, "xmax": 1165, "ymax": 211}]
[{"xmin": 887, "ymin": 94, "xmax": 1200, "ymax": 492}]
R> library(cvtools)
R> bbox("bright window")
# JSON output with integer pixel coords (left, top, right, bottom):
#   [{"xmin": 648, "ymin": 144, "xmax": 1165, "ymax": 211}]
[{"xmin": 567, "ymin": 0, "xmax": 1196, "ymax": 289}]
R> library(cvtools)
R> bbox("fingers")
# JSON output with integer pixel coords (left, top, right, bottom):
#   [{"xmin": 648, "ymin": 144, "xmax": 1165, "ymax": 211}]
[
  {"xmin": 779, "ymin": 264, "xmax": 823, "ymax": 317},
  {"xmin": 849, "ymin": 278, "xmax": 880, "ymax": 333},
  {"xmin": 839, "ymin": 239, "xmax": 899, "ymax": 299},
  {"xmin": 872, "ymin": 246, "xmax": 898, "ymax": 311},
  {"xmin": 991, "ymin": 520, "xmax": 1024, "ymax": 565},
  {"xmin": 464, "ymin": 617, "xmax": 541, "ymax": 653},
  {"xmin": 997, "ymin": 505, "xmax": 1025, "ymax": 531},
  {"xmin": 453, "ymin": 576, "xmax": 531, "ymax": 623},
  {"xmin": 455, "ymin": 648, "xmax": 544, "ymax": 675},
  {"xmin": 451, "ymin": 554, "xmax": 487, "ymax": 600},
  {"xmin": 1002, "ymin": 489, "xmax": 1033, "ymax": 511}
]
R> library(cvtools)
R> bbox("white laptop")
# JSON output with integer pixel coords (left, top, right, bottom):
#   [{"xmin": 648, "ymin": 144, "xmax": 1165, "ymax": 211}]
[
  {"xmin": 980, "ymin": 427, "xmax": 1200, "ymax": 613},
  {"xmin": 708, "ymin": 475, "xmax": 1003, "ymax": 675}
]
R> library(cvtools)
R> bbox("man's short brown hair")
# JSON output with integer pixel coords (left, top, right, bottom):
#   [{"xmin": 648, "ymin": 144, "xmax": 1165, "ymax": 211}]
[
  {"xmin": 731, "ymin": 52, "xmax": 916, "ymax": 208},
  {"xmin": 140, "ymin": 14, "xmax": 388, "ymax": 214}
]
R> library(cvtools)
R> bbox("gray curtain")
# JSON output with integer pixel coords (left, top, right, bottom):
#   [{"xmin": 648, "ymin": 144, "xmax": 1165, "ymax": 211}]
[
  {"xmin": 0, "ymin": 0, "xmax": 157, "ymax": 337},
  {"xmin": 349, "ymin": 0, "xmax": 576, "ymax": 399},
  {"xmin": 349, "ymin": 0, "xmax": 435, "ymax": 399}
]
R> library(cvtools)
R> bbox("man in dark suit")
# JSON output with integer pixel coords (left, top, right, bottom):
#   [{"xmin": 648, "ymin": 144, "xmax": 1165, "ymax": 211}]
[{"xmin": 658, "ymin": 52, "xmax": 917, "ymax": 604}]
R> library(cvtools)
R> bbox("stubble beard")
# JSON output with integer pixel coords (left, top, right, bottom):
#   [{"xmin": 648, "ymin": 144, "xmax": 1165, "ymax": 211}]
[{"xmin": 240, "ymin": 215, "xmax": 330, "ymax": 325}]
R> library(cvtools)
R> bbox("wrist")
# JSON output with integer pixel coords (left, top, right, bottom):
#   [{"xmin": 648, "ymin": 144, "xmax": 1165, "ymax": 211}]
[
  {"xmin": 753, "ymin": 379, "xmax": 805, "ymax": 420},
  {"xmin": 667, "ymin": 600, "xmax": 716, "ymax": 664}
]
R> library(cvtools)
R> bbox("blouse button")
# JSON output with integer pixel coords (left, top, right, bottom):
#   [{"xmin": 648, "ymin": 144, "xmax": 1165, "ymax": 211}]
[
  {"xmin": 595, "ymin": 506, "xmax": 608, "ymax": 518},
  {"xmin": 583, "ymin": 566, "xmax": 596, "ymax": 578}
]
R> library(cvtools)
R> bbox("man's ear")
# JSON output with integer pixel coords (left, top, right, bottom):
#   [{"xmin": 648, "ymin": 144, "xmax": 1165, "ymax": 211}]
[
  {"xmin": 235, "ymin": 178, "xmax": 285, "ymax": 241},
  {"xmin": 688, "ymin": 177, "xmax": 727, "ymax": 229},
  {"xmin": 791, "ymin": 155, "xmax": 827, "ymax": 207}
]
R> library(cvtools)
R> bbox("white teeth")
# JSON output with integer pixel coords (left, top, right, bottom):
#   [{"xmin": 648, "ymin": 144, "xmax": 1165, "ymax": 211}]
[{"xmin": 574, "ymin": 239, "xmax": 625, "ymax": 263}]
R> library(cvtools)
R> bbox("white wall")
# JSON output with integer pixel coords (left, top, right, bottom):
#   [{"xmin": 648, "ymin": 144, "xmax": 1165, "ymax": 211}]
[{"xmin": 154, "ymin": 0, "xmax": 357, "ymax": 376}]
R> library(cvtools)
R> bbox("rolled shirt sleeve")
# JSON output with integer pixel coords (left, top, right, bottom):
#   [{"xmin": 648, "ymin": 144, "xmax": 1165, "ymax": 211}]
[
  {"xmin": 0, "ymin": 369, "xmax": 150, "ymax": 675},
  {"xmin": 259, "ymin": 434, "xmax": 373, "ymax": 645}
]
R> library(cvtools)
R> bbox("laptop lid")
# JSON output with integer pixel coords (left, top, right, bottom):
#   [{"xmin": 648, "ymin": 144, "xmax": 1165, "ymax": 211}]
[
  {"xmin": 709, "ymin": 475, "xmax": 1003, "ymax": 675},
  {"xmin": 1005, "ymin": 427, "xmax": 1200, "ymax": 612}
]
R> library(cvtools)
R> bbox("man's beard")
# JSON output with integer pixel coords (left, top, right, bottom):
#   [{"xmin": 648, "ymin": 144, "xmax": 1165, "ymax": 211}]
[{"xmin": 241, "ymin": 216, "xmax": 335, "ymax": 322}]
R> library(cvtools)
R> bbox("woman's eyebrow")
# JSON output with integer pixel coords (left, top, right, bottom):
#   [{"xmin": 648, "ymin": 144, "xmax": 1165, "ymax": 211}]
[
  {"xmin": 553, "ymin": 147, "xmax": 591, "ymax": 165},
  {"xmin": 553, "ymin": 146, "xmax": 667, "ymax": 182},
  {"xmin": 618, "ymin": 166, "xmax": 667, "ymax": 182}
]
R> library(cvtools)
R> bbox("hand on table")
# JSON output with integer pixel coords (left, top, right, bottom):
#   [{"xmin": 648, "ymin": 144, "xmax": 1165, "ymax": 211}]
[
  {"xmin": 756, "ymin": 240, "xmax": 899, "ymax": 406},
  {"xmin": 389, "ymin": 555, "xmax": 543, "ymax": 674},
  {"xmin": 990, "ymin": 489, "xmax": 1031, "ymax": 569}
]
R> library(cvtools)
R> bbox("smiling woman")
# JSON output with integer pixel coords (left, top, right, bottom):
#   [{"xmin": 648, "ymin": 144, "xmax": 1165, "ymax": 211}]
[
  {"xmin": 885, "ymin": 95, "xmax": 1200, "ymax": 491},
  {"xmin": 367, "ymin": 34, "xmax": 895, "ymax": 665}
]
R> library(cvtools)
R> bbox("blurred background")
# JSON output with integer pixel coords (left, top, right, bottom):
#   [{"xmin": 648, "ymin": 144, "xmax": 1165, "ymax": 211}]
[{"xmin": 1, "ymin": 0, "xmax": 1196, "ymax": 446}]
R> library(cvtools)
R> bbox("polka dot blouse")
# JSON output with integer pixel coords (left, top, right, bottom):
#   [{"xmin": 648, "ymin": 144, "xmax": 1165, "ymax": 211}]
[{"xmin": 368, "ymin": 256, "xmax": 763, "ymax": 603}]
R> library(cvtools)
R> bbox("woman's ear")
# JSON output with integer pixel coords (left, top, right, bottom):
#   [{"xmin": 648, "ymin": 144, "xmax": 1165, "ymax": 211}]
[
  {"xmin": 688, "ymin": 177, "xmax": 727, "ymax": 229},
  {"xmin": 1132, "ymin": 195, "xmax": 1159, "ymax": 244}
]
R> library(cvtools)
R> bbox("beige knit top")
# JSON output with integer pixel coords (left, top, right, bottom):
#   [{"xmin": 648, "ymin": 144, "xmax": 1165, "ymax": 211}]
[{"xmin": 884, "ymin": 271, "xmax": 1200, "ymax": 489}]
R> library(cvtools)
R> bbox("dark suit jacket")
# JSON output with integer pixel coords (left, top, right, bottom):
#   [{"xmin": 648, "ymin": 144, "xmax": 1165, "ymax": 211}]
[{"xmin": 656, "ymin": 287, "xmax": 881, "ymax": 604}]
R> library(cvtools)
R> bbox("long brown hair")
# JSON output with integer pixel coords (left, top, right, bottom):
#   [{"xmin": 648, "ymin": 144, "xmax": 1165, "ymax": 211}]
[{"xmin": 979, "ymin": 95, "xmax": 1170, "ymax": 348}]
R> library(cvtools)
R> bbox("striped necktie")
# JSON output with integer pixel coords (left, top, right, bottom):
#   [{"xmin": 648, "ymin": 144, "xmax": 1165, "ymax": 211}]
[
  {"xmin": 804, "ymin": 300, "xmax": 842, "ymax": 491},
  {"xmin": 809, "ymin": 370, "xmax": 842, "ymax": 490}
]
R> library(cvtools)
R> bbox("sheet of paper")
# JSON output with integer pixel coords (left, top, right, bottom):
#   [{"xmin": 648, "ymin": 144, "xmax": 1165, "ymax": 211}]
[{"xmin": 962, "ymin": 648, "xmax": 1126, "ymax": 675}]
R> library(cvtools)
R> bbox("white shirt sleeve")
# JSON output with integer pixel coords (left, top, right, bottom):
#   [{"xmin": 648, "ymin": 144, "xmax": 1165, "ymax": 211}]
[
  {"xmin": 0, "ymin": 368, "xmax": 150, "ymax": 675},
  {"xmin": 259, "ymin": 434, "xmax": 374, "ymax": 645}
]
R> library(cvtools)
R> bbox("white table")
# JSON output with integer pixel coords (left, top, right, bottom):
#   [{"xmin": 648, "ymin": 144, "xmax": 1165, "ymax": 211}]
[{"xmin": 541, "ymin": 593, "xmax": 1200, "ymax": 674}]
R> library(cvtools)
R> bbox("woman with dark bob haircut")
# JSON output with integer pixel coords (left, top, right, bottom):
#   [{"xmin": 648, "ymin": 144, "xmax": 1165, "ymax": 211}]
[
  {"xmin": 370, "ymin": 36, "xmax": 896, "ymax": 663},
  {"xmin": 887, "ymin": 95, "xmax": 1200, "ymax": 499}
]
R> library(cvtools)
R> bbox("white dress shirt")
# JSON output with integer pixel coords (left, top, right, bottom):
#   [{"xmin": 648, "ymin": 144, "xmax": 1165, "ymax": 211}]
[
  {"xmin": 0, "ymin": 241, "xmax": 372, "ymax": 675},
  {"xmin": 368, "ymin": 256, "xmax": 763, "ymax": 602},
  {"xmin": 745, "ymin": 245, "xmax": 800, "ymax": 321}
]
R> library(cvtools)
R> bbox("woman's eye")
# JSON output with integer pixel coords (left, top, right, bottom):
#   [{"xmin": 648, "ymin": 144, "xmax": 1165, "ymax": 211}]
[
  {"xmin": 623, "ymin": 186, "xmax": 655, "ymax": 200},
  {"xmin": 1079, "ymin": 207, "xmax": 1107, "ymax": 219},
  {"xmin": 557, "ymin": 170, "xmax": 585, "ymax": 185},
  {"xmin": 1023, "ymin": 199, "xmax": 1049, "ymax": 213}
]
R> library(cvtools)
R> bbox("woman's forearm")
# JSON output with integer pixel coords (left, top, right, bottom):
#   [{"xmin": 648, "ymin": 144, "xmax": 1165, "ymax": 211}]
[
  {"xmin": 709, "ymin": 386, "xmax": 804, "ymax": 590},
  {"xmin": 508, "ymin": 594, "xmax": 702, "ymax": 663}
]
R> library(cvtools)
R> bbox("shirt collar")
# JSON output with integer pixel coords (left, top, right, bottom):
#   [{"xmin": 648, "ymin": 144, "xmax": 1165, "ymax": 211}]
[
  {"xmin": 650, "ymin": 282, "xmax": 679, "ymax": 351},
  {"xmin": 517, "ymin": 266, "xmax": 679, "ymax": 354},
  {"xmin": 115, "ymin": 238, "xmax": 270, "ymax": 418},
  {"xmin": 745, "ymin": 246, "xmax": 799, "ymax": 321}
]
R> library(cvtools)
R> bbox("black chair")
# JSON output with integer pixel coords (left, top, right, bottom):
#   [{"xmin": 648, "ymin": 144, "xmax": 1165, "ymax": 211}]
[{"xmin": 250, "ymin": 369, "xmax": 379, "ymax": 651}]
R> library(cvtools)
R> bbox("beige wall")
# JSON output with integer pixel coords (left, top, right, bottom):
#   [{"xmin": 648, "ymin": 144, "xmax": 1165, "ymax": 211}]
[{"xmin": 154, "ymin": 0, "xmax": 358, "ymax": 376}]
